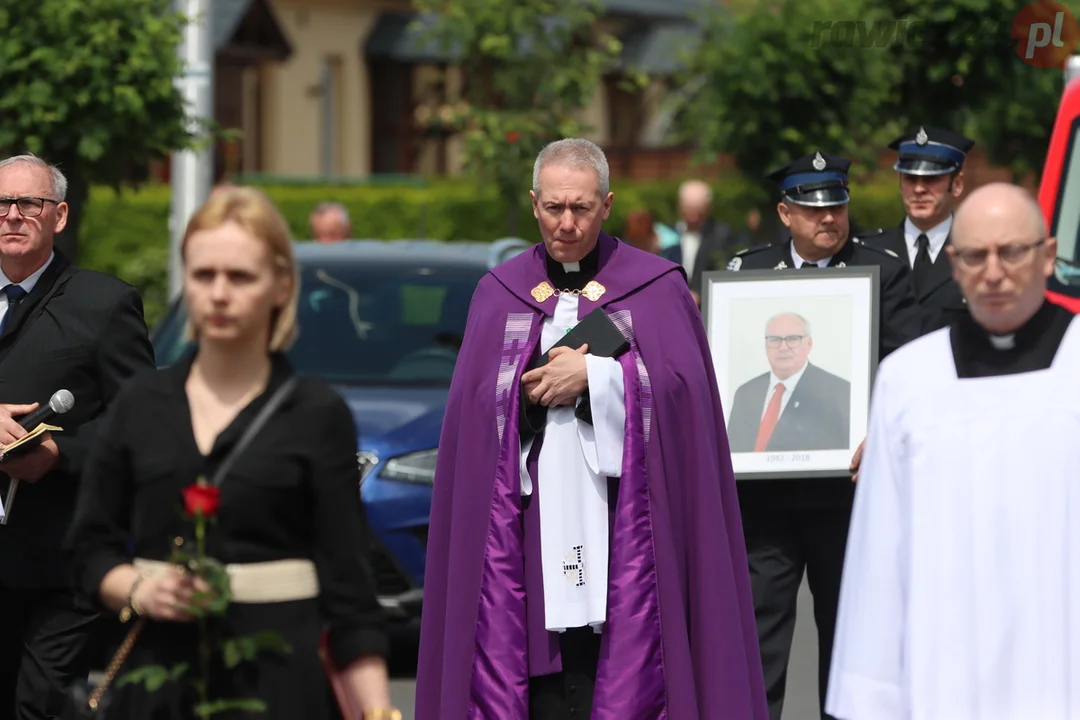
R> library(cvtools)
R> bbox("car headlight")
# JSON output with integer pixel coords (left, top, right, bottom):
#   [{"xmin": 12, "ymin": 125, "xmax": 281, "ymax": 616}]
[
  {"xmin": 357, "ymin": 451, "xmax": 380, "ymax": 487},
  {"xmin": 382, "ymin": 449, "xmax": 438, "ymax": 485}
]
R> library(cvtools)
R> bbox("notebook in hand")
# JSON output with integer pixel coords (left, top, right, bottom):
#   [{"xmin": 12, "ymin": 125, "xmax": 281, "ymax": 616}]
[
  {"xmin": 532, "ymin": 308, "xmax": 630, "ymax": 368},
  {"xmin": 0, "ymin": 423, "xmax": 62, "ymax": 462}
]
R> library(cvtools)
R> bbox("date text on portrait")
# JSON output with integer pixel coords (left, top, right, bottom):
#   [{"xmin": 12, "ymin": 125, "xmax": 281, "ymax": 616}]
[{"xmin": 765, "ymin": 453, "xmax": 812, "ymax": 463}]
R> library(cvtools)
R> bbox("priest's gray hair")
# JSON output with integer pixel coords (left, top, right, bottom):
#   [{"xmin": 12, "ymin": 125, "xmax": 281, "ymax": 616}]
[
  {"xmin": 532, "ymin": 138, "xmax": 610, "ymax": 197},
  {"xmin": 0, "ymin": 153, "xmax": 68, "ymax": 201},
  {"xmin": 767, "ymin": 312, "xmax": 812, "ymax": 337}
]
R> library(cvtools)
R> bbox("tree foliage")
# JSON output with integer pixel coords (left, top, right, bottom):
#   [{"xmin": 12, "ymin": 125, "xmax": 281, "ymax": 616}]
[
  {"xmin": 409, "ymin": 0, "xmax": 646, "ymax": 234},
  {"xmin": 0, "ymin": 0, "xmax": 198, "ymax": 260},
  {"xmin": 676, "ymin": 0, "xmax": 1080, "ymax": 184},
  {"xmin": 879, "ymin": 0, "xmax": 1070, "ymax": 179},
  {"xmin": 673, "ymin": 0, "xmax": 904, "ymax": 186}
]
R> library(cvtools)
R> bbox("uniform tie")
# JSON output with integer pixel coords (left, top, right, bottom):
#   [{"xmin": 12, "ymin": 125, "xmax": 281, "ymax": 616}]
[
  {"xmin": 912, "ymin": 233, "xmax": 932, "ymax": 295},
  {"xmin": 754, "ymin": 383, "xmax": 786, "ymax": 452},
  {"xmin": 0, "ymin": 284, "xmax": 27, "ymax": 336}
]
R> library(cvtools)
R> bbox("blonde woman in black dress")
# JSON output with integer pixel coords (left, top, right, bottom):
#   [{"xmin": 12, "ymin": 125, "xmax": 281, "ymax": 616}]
[{"xmin": 65, "ymin": 187, "xmax": 400, "ymax": 719}]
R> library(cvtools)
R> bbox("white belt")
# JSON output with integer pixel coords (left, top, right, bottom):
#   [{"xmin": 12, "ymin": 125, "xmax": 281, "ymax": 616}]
[{"xmin": 133, "ymin": 558, "xmax": 320, "ymax": 604}]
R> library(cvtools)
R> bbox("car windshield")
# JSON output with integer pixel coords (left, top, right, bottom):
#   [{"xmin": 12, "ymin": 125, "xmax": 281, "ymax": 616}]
[{"xmin": 153, "ymin": 263, "xmax": 485, "ymax": 386}]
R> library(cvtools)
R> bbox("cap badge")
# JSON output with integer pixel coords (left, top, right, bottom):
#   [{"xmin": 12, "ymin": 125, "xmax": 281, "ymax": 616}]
[
  {"xmin": 916, "ymin": 127, "xmax": 928, "ymax": 145},
  {"xmin": 812, "ymin": 152, "xmax": 826, "ymax": 171}
]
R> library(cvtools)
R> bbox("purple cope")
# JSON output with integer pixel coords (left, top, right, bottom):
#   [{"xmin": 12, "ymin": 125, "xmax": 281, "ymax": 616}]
[{"xmin": 415, "ymin": 233, "xmax": 768, "ymax": 720}]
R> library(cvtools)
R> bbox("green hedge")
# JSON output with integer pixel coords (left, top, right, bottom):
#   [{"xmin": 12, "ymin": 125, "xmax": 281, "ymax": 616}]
[{"xmin": 79, "ymin": 175, "xmax": 906, "ymax": 329}]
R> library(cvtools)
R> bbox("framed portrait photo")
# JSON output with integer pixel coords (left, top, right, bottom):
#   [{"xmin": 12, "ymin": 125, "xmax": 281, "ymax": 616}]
[{"xmin": 701, "ymin": 267, "xmax": 880, "ymax": 481}]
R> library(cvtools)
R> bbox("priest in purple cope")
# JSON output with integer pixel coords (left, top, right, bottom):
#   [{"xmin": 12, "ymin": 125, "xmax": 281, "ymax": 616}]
[{"xmin": 415, "ymin": 137, "xmax": 768, "ymax": 720}]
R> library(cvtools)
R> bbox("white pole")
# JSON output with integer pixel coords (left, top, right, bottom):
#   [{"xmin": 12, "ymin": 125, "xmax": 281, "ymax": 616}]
[{"xmin": 169, "ymin": 0, "xmax": 214, "ymax": 299}]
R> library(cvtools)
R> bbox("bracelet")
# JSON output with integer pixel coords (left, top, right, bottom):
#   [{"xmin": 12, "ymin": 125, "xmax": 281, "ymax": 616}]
[
  {"xmin": 119, "ymin": 575, "xmax": 146, "ymax": 623},
  {"xmin": 361, "ymin": 710, "xmax": 402, "ymax": 720}
]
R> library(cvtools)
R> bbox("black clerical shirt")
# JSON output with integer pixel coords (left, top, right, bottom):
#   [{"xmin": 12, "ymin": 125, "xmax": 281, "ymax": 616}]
[
  {"xmin": 545, "ymin": 242, "xmax": 600, "ymax": 292},
  {"xmin": 951, "ymin": 300, "xmax": 1073, "ymax": 378}
]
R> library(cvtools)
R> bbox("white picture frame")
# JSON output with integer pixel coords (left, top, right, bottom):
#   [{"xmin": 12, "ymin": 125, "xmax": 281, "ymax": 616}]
[{"xmin": 701, "ymin": 267, "xmax": 880, "ymax": 481}]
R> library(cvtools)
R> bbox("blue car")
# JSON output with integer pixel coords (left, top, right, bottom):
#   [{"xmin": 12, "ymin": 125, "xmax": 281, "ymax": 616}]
[{"xmin": 150, "ymin": 238, "xmax": 530, "ymax": 626}]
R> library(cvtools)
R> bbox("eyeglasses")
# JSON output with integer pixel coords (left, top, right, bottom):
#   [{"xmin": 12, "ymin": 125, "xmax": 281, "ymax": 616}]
[
  {"xmin": 951, "ymin": 239, "xmax": 1045, "ymax": 270},
  {"xmin": 765, "ymin": 334, "xmax": 807, "ymax": 348},
  {"xmin": 0, "ymin": 197, "xmax": 60, "ymax": 218}
]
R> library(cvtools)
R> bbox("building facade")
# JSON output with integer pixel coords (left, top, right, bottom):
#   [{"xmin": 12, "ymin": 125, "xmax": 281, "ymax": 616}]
[{"xmin": 199, "ymin": 0, "xmax": 706, "ymax": 181}]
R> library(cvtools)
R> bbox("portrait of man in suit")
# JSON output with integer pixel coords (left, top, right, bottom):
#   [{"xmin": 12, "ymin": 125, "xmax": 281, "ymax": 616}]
[{"xmin": 727, "ymin": 312, "xmax": 850, "ymax": 453}]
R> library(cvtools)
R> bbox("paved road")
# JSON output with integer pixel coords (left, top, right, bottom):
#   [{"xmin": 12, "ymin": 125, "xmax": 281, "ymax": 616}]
[{"xmin": 388, "ymin": 579, "xmax": 822, "ymax": 719}]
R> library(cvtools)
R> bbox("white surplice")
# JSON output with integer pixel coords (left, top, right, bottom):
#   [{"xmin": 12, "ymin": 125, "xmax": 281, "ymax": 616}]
[
  {"xmin": 826, "ymin": 318, "xmax": 1080, "ymax": 720},
  {"xmin": 519, "ymin": 292, "xmax": 626, "ymax": 633}
]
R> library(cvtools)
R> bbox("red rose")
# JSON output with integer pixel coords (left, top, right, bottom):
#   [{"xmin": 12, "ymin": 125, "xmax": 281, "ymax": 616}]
[
  {"xmin": 506, "ymin": 130, "xmax": 520, "ymax": 144},
  {"xmin": 182, "ymin": 482, "xmax": 221, "ymax": 518}
]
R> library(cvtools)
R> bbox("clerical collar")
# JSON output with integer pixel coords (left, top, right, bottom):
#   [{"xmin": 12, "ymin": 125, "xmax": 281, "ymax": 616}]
[
  {"xmin": 545, "ymin": 242, "xmax": 600, "ymax": 292},
  {"xmin": 952, "ymin": 300, "xmax": 1073, "ymax": 378}
]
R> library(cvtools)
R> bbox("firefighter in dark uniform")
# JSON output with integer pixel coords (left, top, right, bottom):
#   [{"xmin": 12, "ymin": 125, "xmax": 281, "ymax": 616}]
[
  {"xmin": 726, "ymin": 150, "xmax": 922, "ymax": 720},
  {"xmin": 859, "ymin": 126, "xmax": 975, "ymax": 332}
]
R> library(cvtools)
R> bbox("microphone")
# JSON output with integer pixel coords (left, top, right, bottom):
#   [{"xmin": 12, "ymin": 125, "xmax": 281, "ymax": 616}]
[
  {"xmin": 1, "ymin": 389, "xmax": 75, "ymax": 525},
  {"xmin": 18, "ymin": 389, "xmax": 75, "ymax": 430}
]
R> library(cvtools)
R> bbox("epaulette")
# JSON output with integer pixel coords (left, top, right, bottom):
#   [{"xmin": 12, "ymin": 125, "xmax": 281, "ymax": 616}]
[
  {"xmin": 853, "ymin": 239, "xmax": 901, "ymax": 260},
  {"xmin": 727, "ymin": 243, "xmax": 773, "ymax": 271},
  {"xmin": 854, "ymin": 227, "xmax": 887, "ymax": 240}
]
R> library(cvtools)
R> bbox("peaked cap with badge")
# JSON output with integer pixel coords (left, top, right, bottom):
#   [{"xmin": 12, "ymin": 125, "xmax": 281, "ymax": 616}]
[
  {"xmin": 888, "ymin": 126, "xmax": 975, "ymax": 177},
  {"xmin": 766, "ymin": 151, "xmax": 852, "ymax": 208}
]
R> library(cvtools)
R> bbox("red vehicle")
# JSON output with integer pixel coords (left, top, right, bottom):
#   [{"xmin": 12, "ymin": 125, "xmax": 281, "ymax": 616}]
[{"xmin": 1038, "ymin": 55, "xmax": 1080, "ymax": 312}]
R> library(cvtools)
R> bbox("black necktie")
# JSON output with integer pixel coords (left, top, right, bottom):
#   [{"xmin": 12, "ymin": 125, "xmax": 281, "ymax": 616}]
[
  {"xmin": 912, "ymin": 234, "xmax": 932, "ymax": 295},
  {"xmin": 0, "ymin": 284, "xmax": 27, "ymax": 336},
  {"xmin": 801, "ymin": 263, "xmax": 817, "ymax": 269}
]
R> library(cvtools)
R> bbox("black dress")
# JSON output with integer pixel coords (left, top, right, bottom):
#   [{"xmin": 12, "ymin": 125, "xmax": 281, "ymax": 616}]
[{"xmin": 65, "ymin": 351, "xmax": 388, "ymax": 719}]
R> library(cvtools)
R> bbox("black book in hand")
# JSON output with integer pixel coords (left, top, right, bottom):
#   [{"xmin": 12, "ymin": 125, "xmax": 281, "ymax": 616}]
[
  {"xmin": 520, "ymin": 309, "xmax": 630, "ymax": 438},
  {"xmin": 530, "ymin": 308, "xmax": 630, "ymax": 369}
]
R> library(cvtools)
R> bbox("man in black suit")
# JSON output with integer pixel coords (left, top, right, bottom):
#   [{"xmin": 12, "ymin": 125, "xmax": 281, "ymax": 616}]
[
  {"xmin": 0, "ymin": 154, "xmax": 155, "ymax": 718},
  {"xmin": 860, "ymin": 127, "xmax": 974, "ymax": 333},
  {"xmin": 660, "ymin": 179, "xmax": 740, "ymax": 306},
  {"xmin": 727, "ymin": 312, "xmax": 850, "ymax": 453},
  {"xmin": 725, "ymin": 151, "xmax": 921, "ymax": 720}
]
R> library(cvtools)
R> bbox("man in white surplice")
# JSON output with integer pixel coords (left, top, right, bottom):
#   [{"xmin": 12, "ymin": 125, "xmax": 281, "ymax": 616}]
[{"xmin": 826, "ymin": 182, "xmax": 1080, "ymax": 720}]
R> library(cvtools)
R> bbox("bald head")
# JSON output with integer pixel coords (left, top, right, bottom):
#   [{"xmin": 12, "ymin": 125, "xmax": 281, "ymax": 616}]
[
  {"xmin": 948, "ymin": 182, "xmax": 1056, "ymax": 335},
  {"xmin": 953, "ymin": 183, "xmax": 1045, "ymax": 241},
  {"xmin": 678, "ymin": 180, "xmax": 713, "ymax": 230}
]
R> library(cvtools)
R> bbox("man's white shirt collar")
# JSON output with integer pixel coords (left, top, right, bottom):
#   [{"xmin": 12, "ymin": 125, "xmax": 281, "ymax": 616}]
[
  {"xmin": 791, "ymin": 246, "xmax": 829, "ymax": 268},
  {"xmin": 0, "ymin": 251, "xmax": 54, "ymax": 296},
  {"xmin": 771, "ymin": 361, "xmax": 808, "ymax": 395},
  {"xmin": 904, "ymin": 215, "xmax": 952, "ymax": 264}
]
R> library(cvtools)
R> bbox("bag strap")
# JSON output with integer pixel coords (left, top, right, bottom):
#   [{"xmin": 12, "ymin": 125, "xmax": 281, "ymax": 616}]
[{"xmin": 210, "ymin": 375, "xmax": 298, "ymax": 488}]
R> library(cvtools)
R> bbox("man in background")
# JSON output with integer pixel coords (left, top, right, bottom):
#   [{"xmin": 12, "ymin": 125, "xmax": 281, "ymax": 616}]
[
  {"xmin": 726, "ymin": 150, "xmax": 921, "ymax": 720},
  {"xmin": 661, "ymin": 179, "xmax": 738, "ymax": 306},
  {"xmin": 861, "ymin": 127, "xmax": 974, "ymax": 332},
  {"xmin": 0, "ymin": 153, "xmax": 155, "ymax": 718},
  {"xmin": 309, "ymin": 201, "xmax": 352, "ymax": 243}
]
